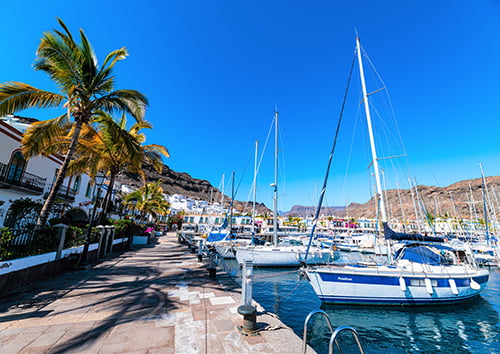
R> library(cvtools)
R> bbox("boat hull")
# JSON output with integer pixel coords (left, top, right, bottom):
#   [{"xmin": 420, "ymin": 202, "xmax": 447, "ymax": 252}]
[
  {"xmin": 306, "ymin": 266, "xmax": 489, "ymax": 305},
  {"xmin": 236, "ymin": 246, "xmax": 334, "ymax": 267}
]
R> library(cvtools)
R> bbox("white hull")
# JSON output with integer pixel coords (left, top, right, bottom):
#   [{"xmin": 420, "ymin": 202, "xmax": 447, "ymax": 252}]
[
  {"xmin": 236, "ymin": 245, "xmax": 334, "ymax": 266},
  {"xmin": 306, "ymin": 264, "xmax": 489, "ymax": 305},
  {"xmin": 211, "ymin": 239, "xmax": 252, "ymax": 259}
]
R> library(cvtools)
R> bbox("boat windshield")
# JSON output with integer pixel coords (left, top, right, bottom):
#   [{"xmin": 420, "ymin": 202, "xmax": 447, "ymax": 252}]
[{"xmin": 395, "ymin": 245, "xmax": 447, "ymax": 265}]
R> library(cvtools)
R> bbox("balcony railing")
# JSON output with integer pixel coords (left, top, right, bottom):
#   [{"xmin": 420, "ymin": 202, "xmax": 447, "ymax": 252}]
[
  {"xmin": 0, "ymin": 162, "xmax": 47, "ymax": 195},
  {"xmin": 44, "ymin": 183, "xmax": 77, "ymax": 202}
]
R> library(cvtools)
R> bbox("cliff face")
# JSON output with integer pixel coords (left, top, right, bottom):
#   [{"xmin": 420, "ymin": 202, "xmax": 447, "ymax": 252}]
[
  {"xmin": 349, "ymin": 176, "xmax": 500, "ymax": 220},
  {"xmin": 283, "ymin": 205, "xmax": 346, "ymax": 218},
  {"xmin": 120, "ymin": 163, "xmax": 500, "ymax": 220},
  {"xmin": 118, "ymin": 164, "xmax": 272, "ymax": 215},
  {"xmin": 284, "ymin": 176, "xmax": 500, "ymax": 220}
]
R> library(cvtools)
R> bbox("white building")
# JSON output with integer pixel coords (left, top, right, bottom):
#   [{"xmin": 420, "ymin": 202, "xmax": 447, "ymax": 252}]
[{"xmin": 0, "ymin": 115, "xmax": 94, "ymax": 226}]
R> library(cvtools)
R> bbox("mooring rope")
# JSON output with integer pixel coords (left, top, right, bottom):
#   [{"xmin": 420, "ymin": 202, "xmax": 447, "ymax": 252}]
[{"xmin": 251, "ymin": 269, "xmax": 299, "ymax": 280}]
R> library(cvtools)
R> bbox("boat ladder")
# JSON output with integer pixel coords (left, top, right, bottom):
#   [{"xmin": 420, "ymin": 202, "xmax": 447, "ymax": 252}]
[{"xmin": 302, "ymin": 310, "xmax": 365, "ymax": 354}]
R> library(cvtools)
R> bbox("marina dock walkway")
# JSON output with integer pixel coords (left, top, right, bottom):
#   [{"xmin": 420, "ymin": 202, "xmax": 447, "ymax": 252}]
[{"xmin": 0, "ymin": 232, "xmax": 311, "ymax": 353}]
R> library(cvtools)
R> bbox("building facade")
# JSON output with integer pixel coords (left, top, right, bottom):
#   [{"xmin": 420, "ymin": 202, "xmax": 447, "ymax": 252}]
[{"xmin": 0, "ymin": 115, "xmax": 93, "ymax": 226}]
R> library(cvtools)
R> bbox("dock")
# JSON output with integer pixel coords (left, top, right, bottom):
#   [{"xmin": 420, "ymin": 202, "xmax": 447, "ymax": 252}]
[{"xmin": 0, "ymin": 232, "xmax": 313, "ymax": 353}]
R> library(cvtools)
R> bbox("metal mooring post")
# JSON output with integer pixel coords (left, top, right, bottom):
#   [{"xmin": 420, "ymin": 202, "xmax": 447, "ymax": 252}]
[
  {"xmin": 241, "ymin": 259, "xmax": 254, "ymax": 305},
  {"xmin": 54, "ymin": 224, "xmax": 68, "ymax": 260},
  {"xmin": 96, "ymin": 225, "xmax": 105, "ymax": 258},
  {"xmin": 237, "ymin": 259, "xmax": 257, "ymax": 333},
  {"xmin": 105, "ymin": 225, "xmax": 113, "ymax": 254},
  {"xmin": 197, "ymin": 239, "xmax": 204, "ymax": 262}
]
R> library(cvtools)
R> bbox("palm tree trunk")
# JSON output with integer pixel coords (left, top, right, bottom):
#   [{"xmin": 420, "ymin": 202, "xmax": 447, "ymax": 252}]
[
  {"xmin": 35, "ymin": 119, "xmax": 84, "ymax": 230},
  {"xmin": 99, "ymin": 172, "xmax": 115, "ymax": 224}
]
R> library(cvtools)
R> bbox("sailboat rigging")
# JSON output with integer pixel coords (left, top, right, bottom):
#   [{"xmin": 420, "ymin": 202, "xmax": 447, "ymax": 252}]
[
  {"xmin": 304, "ymin": 36, "xmax": 489, "ymax": 305},
  {"xmin": 235, "ymin": 109, "xmax": 333, "ymax": 266}
]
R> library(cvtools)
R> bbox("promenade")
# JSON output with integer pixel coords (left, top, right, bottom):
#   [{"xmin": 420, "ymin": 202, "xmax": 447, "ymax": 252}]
[{"xmin": 0, "ymin": 232, "xmax": 311, "ymax": 353}]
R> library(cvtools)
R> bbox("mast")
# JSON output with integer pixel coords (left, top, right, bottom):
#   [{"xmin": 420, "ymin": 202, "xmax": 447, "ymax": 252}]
[
  {"xmin": 252, "ymin": 140, "xmax": 258, "ymax": 236},
  {"xmin": 408, "ymin": 178, "xmax": 421, "ymax": 233},
  {"xmin": 356, "ymin": 36, "xmax": 387, "ymax": 222},
  {"xmin": 479, "ymin": 163, "xmax": 491, "ymax": 245},
  {"xmin": 272, "ymin": 109, "xmax": 279, "ymax": 246},
  {"xmin": 396, "ymin": 181, "xmax": 406, "ymax": 232},
  {"xmin": 220, "ymin": 173, "xmax": 225, "ymax": 206},
  {"xmin": 229, "ymin": 171, "xmax": 235, "ymax": 235}
]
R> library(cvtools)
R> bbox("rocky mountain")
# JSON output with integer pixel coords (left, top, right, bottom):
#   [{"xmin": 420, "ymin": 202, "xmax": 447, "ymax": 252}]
[
  {"xmin": 117, "ymin": 164, "xmax": 272, "ymax": 215},
  {"xmin": 282, "ymin": 205, "xmax": 346, "ymax": 218},
  {"xmin": 120, "ymin": 163, "xmax": 500, "ymax": 221},
  {"xmin": 284, "ymin": 176, "xmax": 500, "ymax": 220}
]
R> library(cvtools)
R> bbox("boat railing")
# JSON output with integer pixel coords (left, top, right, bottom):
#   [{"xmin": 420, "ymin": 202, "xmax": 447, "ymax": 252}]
[{"xmin": 302, "ymin": 310, "xmax": 365, "ymax": 354}]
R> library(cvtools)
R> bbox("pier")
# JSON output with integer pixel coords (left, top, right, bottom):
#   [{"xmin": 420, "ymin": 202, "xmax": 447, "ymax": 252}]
[{"xmin": 0, "ymin": 232, "xmax": 311, "ymax": 353}]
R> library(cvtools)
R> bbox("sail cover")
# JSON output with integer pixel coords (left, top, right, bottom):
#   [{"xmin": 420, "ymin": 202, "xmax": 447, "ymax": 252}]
[{"xmin": 383, "ymin": 222, "xmax": 444, "ymax": 242}]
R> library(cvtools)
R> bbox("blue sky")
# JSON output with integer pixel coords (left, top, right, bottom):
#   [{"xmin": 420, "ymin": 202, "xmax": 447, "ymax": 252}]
[{"xmin": 1, "ymin": 1, "xmax": 500, "ymax": 212}]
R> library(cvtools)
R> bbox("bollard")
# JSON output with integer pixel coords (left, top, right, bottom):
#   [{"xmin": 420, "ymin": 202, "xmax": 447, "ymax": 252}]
[
  {"xmin": 241, "ymin": 260, "xmax": 254, "ymax": 306},
  {"xmin": 197, "ymin": 239, "xmax": 204, "ymax": 262},
  {"xmin": 207, "ymin": 267, "xmax": 216, "ymax": 279},
  {"xmin": 105, "ymin": 226, "xmax": 114, "ymax": 253},
  {"xmin": 96, "ymin": 225, "xmax": 105, "ymax": 258},
  {"xmin": 237, "ymin": 304, "xmax": 257, "ymax": 332},
  {"xmin": 54, "ymin": 224, "xmax": 68, "ymax": 260}
]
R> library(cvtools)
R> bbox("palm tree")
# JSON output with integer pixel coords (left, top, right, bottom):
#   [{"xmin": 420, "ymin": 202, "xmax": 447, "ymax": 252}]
[
  {"xmin": 124, "ymin": 180, "xmax": 170, "ymax": 223},
  {"xmin": 70, "ymin": 112, "xmax": 169, "ymax": 223},
  {"xmin": 0, "ymin": 18, "xmax": 148, "ymax": 229}
]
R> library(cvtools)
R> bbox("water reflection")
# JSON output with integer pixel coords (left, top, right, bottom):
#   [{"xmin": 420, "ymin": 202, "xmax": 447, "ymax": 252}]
[
  {"xmin": 315, "ymin": 288, "xmax": 500, "ymax": 353},
  {"xmin": 221, "ymin": 257, "xmax": 500, "ymax": 354}
]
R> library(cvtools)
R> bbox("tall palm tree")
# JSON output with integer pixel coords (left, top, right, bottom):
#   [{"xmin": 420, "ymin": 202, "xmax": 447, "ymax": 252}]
[
  {"xmin": 124, "ymin": 180, "xmax": 170, "ymax": 223},
  {"xmin": 69, "ymin": 112, "xmax": 170, "ymax": 223},
  {"xmin": 0, "ymin": 18, "xmax": 148, "ymax": 229}
]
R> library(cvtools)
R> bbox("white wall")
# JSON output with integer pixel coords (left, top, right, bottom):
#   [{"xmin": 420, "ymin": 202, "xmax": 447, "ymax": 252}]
[{"xmin": 0, "ymin": 118, "xmax": 94, "ymax": 226}]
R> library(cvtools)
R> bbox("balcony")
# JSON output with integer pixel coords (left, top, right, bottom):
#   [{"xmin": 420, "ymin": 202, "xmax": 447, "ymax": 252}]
[
  {"xmin": 44, "ymin": 183, "xmax": 77, "ymax": 202},
  {"xmin": 0, "ymin": 162, "xmax": 47, "ymax": 195}
]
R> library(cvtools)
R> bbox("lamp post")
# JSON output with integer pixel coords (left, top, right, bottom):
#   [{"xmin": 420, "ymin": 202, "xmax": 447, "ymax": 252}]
[{"xmin": 80, "ymin": 173, "xmax": 106, "ymax": 265}]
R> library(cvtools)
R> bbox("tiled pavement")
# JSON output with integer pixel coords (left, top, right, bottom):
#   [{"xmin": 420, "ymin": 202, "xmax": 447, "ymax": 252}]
[{"xmin": 0, "ymin": 233, "xmax": 312, "ymax": 353}]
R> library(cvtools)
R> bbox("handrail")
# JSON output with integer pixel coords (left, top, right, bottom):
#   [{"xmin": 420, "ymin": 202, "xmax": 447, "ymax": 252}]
[
  {"xmin": 0, "ymin": 162, "xmax": 47, "ymax": 194},
  {"xmin": 303, "ymin": 310, "xmax": 336, "ymax": 354},
  {"xmin": 329, "ymin": 326, "xmax": 365, "ymax": 354}
]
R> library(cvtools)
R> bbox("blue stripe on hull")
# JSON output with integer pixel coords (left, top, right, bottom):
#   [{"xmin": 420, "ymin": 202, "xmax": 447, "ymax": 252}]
[
  {"xmin": 318, "ymin": 272, "xmax": 489, "ymax": 287},
  {"xmin": 318, "ymin": 293, "xmax": 480, "ymax": 306}
]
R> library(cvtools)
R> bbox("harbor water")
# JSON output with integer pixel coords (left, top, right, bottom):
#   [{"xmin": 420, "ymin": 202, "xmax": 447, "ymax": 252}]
[{"xmin": 221, "ymin": 253, "xmax": 500, "ymax": 353}]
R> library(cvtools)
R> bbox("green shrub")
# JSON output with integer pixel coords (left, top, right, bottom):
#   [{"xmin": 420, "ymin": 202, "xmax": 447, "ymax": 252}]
[
  {"xmin": 64, "ymin": 226, "xmax": 85, "ymax": 248},
  {"xmin": 0, "ymin": 228, "xmax": 15, "ymax": 260}
]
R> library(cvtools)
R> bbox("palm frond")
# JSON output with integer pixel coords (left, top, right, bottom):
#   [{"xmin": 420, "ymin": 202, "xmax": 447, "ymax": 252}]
[
  {"xmin": 94, "ymin": 89, "xmax": 148, "ymax": 121},
  {"xmin": 21, "ymin": 114, "xmax": 72, "ymax": 158},
  {"xmin": 35, "ymin": 31, "xmax": 82, "ymax": 91},
  {"xmin": 0, "ymin": 82, "xmax": 65, "ymax": 116},
  {"xmin": 100, "ymin": 47, "xmax": 128, "ymax": 71},
  {"xmin": 79, "ymin": 29, "xmax": 98, "ymax": 92}
]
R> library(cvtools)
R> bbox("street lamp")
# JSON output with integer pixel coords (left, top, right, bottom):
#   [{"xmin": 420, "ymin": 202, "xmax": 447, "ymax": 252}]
[{"xmin": 80, "ymin": 173, "xmax": 106, "ymax": 265}]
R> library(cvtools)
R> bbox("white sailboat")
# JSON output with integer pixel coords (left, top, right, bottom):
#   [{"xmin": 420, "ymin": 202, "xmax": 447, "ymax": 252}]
[
  {"xmin": 304, "ymin": 36, "xmax": 489, "ymax": 305},
  {"xmin": 235, "ymin": 109, "xmax": 333, "ymax": 266},
  {"xmin": 211, "ymin": 144, "xmax": 261, "ymax": 259}
]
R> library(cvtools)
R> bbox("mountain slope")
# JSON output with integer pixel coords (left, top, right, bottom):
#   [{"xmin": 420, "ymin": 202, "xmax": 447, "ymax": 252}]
[
  {"xmin": 117, "ymin": 164, "xmax": 271, "ymax": 214},
  {"xmin": 284, "ymin": 176, "xmax": 500, "ymax": 220}
]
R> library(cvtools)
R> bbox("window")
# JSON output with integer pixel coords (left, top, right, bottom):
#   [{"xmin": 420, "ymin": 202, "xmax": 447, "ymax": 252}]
[
  {"xmin": 85, "ymin": 181, "xmax": 92, "ymax": 198},
  {"xmin": 73, "ymin": 176, "xmax": 81, "ymax": 193},
  {"xmin": 410, "ymin": 279, "xmax": 437, "ymax": 287},
  {"xmin": 53, "ymin": 168, "xmax": 59, "ymax": 183},
  {"xmin": 7, "ymin": 151, "xmax": 26, "ymax": 183}
]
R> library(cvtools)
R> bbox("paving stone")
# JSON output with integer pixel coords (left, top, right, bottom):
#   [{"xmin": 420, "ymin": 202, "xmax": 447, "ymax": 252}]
[{"xmin": 0, "ymin": 233, "xmax": 311, "ymax": 353}]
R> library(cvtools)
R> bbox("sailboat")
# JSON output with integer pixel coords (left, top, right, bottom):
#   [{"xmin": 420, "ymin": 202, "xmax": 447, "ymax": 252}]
[
  {"xmin": 210, "ymin": 144, "xmax": 263, "ymax": 259},
  {"xmin": 235, "ymin": 109, "xmax": 334, "ymax": 266},
  {"xmin": 304, "ymin": 36, "xmax": 489, "ymax": 305}
]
